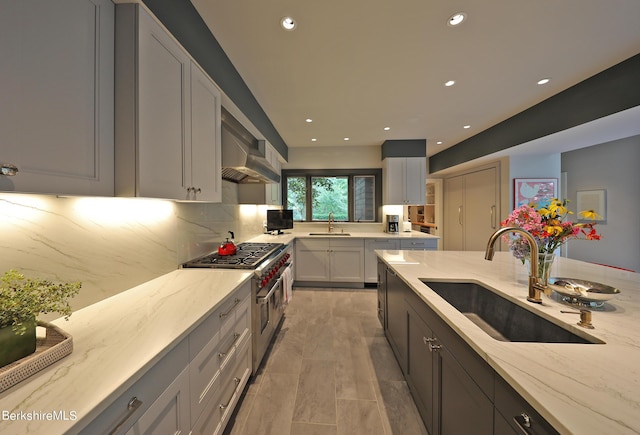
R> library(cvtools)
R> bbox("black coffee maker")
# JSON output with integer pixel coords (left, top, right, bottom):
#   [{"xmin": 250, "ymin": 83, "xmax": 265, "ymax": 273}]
[{"xmin": 386, "ymin": 214, "xmax": 399, "ymax": 233}]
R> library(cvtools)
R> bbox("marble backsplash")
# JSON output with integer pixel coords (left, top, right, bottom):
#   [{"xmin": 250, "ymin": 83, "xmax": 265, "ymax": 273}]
[{"xmin": 0, "ymin": 181, "xmax": 272, "ymax": 314}]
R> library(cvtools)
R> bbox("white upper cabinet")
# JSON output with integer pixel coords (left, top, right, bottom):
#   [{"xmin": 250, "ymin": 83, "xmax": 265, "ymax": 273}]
[
  {"xmin": 0, "ymin": 0, "xmax": 115, "ymax": 196},
  {"xmin": 383, "ymin": 157, "xmax": 426, "ymax": 205},
  {"xmin": 115, "ymin": 4, "xmax": 222, "ymax": 201},
  {"xmin": 188, "ymin": 61, "xmax": 223, "ymax": 202}
]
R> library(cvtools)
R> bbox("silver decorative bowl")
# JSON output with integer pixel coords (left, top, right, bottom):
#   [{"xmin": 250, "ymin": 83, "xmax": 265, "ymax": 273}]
[{"xmin": 548, "ymin": 277, "xmax": 621, "ymax": 306}]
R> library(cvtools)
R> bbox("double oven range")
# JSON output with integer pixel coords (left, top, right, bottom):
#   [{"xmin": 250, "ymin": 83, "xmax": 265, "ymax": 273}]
[{"xmin": 182, "ymin": 242, "xmax": 292, "ymax": 374}]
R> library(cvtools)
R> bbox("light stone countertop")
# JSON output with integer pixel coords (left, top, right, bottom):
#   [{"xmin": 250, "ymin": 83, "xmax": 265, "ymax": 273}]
[
  {"xmin": 0, "ymin": 269, "xmax": 253, "ymax": 434},
  {"xmin": 249, "ymin": 229, "xmax": 438, "ymax": 244},
  {"xmin": 376, "ymin": 250, "xmax": 640, "ymax": 435}
]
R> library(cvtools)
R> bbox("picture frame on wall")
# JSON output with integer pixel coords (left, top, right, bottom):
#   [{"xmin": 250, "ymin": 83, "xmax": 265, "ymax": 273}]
[
  {"xmin": 513, "ymin": 178, "xmax": 558, "ymax": 207},
  {"xmin": 577, "ymin": 189, "xmax": 607, "ymax": 222}
]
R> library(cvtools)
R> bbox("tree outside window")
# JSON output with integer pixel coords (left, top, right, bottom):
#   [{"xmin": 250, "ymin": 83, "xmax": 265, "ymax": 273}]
[{"xmin": 283, "ymin": 170, "xmax": 380, "ymax": 222}]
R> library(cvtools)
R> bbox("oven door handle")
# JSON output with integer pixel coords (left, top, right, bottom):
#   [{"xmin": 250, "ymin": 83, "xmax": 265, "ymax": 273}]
[{"xmin": 257, "ymin": 276, "xmax": 283, "ymax": 305}]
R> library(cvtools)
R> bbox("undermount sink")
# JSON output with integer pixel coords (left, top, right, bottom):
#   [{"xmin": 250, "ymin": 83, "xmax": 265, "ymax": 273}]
[
  {"xmin": 308, "ymin": 232, "xmax": 351, "ymax": 236},
  {"xmin": 420, "ymin": 280, "xmax": 603, "ymax": 344}
]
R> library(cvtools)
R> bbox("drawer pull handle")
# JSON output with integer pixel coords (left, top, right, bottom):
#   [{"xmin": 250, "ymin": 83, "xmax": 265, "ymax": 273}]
[
  {"xmin": 513, "ymin": 412, "xmax": 533, "ymax": 434},
  {"xmin": 109, "ymin": 397, "xmax": 143, "ymax": 435},
  {"xmin": 220, "ymin": 298, "xmax": 241, "ymax": 318},
  {"xmin": 219, "ymin": 377, "xmax": 241, "ymax": 410},
  {"xmin": 428, "ymin": 343, "xmax": 442, "ymax": 352},
  {"xmin": 218, "ymin": 332, "xmax": 241, "ymax": 359}
]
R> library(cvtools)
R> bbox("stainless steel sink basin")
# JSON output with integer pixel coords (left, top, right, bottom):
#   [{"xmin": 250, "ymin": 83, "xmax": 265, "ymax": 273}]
[
  {"xmin": 421, "ymin": 280, "xmax": 603, "ymax": 344},
  {"xmin": 308, "ymin": 232, "xmax": 351, "ymax": 236}
]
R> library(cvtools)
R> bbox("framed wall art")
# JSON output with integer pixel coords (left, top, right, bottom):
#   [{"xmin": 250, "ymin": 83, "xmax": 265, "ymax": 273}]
[
  {"xmin": 576, "ymin": 189, "xmax": 607, "ymax": 222},
  {"xmin": 513, "ymin": 178, "xmax": 558, "ymax": 207}
]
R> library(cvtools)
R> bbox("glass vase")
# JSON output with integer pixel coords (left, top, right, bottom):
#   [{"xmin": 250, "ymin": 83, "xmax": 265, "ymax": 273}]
[{"xmin": 524, "ymin": 252, "xmax": 556, "ymax": 287}]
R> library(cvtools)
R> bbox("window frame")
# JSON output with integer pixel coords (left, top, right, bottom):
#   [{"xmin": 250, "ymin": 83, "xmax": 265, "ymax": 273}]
[{"xmin": 282, "ymin": 169, "xmax": 382, "ymax": 222}]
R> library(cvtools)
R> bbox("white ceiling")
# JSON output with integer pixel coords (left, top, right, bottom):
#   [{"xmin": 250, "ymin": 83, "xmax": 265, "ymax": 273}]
[{"xmin": 191, "ymin": 0, "xmax": 640, "ymax": 157}]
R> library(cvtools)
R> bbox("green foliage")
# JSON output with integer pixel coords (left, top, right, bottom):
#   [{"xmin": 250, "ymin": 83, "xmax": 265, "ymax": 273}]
[
  {"xmin": 287, "ymin": 176, "xmax": 307, "ymax": 220},
  {"xmin": 311, "ymin": 177, "xmax": 348, "ymax": 221},
  {"xmin": 0, "ymin": 270, "xmax": 81, "ymax": 335}
]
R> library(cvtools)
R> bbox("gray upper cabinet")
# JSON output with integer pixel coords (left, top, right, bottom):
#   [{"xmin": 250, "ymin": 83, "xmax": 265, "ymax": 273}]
[
  {"xmin": 383, "ymin": 157, "xmax": 426, "ymax": 205},
  {"xmin": 115, "ymin": 4, "xmax": 222, "ymax": 201},
  {"xmin": 0, "ymin": 0, "xmax": 114, "ymax": 196}
]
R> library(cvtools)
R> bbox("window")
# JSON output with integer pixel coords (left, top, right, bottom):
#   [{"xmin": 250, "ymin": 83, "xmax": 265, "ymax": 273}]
[{"xmin": 283, "ymin": 169, "xmax": 382, "ymax": 222}]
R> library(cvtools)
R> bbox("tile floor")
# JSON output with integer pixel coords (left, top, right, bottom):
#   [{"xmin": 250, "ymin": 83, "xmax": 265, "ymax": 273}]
[{"xmin": 224, "ymin": 287, "xmax": 428, "ymax": 435}]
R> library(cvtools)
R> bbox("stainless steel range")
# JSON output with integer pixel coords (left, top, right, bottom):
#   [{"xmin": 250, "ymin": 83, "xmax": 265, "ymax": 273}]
[{"xmin": 182, "ymin": 242, "xmax": 292, "ymax": 374}]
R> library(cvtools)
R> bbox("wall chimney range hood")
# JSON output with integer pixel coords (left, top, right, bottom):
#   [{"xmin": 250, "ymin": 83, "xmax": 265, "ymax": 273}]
[{"xmin": 221, "ymin": 108, "xmax": 280, "ymax": 184}]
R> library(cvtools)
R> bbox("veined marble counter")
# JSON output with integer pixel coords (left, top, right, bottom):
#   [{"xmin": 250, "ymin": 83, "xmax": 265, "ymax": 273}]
[
  {"xmin": 0, "ymin": 269, "xmax": 252, "ymax": 434},
  {"xmin": 248, "ymin": 229, "xmax": 439, "ymax": 244},
  {"xmin": 377, "ymin": 250, "xmax": 640, "ymax": 435}
]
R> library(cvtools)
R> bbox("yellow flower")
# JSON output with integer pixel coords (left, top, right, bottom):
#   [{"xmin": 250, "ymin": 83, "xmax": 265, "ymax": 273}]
[
  {"xmin": 579, "ymin": 209, "xmax": 602, "ymax": 220},
  {"xmin": 538, "ymin": 207, "xmax": 551, "ymax": 217},
  {"xmin": 544, "ymin": 224, "xmax": 564, "ymax": 236},
  {"xmin": 548, "ymin": 199, "xmax": 568, "ymax": 217}
]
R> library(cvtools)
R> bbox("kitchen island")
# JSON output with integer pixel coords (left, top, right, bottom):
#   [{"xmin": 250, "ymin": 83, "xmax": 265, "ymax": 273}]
[{"xmin": 377, "ymin": 250, "xmax": 640, "ymax": 434}]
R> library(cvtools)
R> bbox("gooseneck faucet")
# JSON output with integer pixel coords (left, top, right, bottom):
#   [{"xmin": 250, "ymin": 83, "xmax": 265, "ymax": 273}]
[
  {"xmin": 328, "ymin": 212, "xmax": 335, "ymax": 233},
  {"xmin": 485, "ymin": 226, "xmax": 545, "ymax": 304}
]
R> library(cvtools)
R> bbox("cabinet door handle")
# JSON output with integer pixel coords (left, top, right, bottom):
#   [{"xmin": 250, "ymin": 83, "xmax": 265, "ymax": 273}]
[
  {"xmin": 108, "ymin": 397, "xmax": 143, "ymax": 435},
  {"xmin": 218, "ymin": 332, "xmax": 241, "ymax": 359},
  {"xmin": 428, "ymin": 343, "xmax": 442, "ymax": 352},
  {"xmin": 513, "ymin": 412, "xmax": 533, "ymax": 434},
  {"xmin": 220, "ymin": 298, "xmax": 241, "ymax": 318},
  {"xmin": 219, "ymin": 377, "xmax": 241, "ymax": 410},
  {"xmin": 422, "ymin": 336, "xmax": 435, "ymax": 345}
]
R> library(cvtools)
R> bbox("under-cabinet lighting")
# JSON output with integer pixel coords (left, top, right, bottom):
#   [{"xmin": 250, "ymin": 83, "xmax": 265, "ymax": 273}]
[{"xmin": 73, "ymin": 197, "xmax": 174, "ymax": 226}]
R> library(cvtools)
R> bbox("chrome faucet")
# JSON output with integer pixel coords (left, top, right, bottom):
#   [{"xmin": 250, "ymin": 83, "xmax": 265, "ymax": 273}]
[
  {"xmin": 328, "ymin": 212, "xmax": 335, "ymax": 233},
  {"xmin": 485, "ymin": 226, "xmax": 546, "ymax": 304}
]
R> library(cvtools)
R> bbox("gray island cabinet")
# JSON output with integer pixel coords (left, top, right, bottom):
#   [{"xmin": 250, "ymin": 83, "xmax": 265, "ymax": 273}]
[{"xmin": 379, "ymin": 259, "xmax": 558, "ymax": 435}]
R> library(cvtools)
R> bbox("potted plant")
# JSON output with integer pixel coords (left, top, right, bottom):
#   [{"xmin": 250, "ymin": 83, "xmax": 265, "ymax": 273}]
[{"xmin": 0, "ymin": 270, "xmax": 81, "ymax": 367}]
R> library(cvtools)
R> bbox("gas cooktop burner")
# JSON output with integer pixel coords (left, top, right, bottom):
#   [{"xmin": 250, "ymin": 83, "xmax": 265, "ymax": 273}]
[{"xmin": 182, "ymin": 242, "xmax": 284, "ymax": 269}]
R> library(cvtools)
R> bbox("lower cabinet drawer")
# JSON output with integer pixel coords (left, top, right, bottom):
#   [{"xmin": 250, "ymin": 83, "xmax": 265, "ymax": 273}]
[
  {"xmin": 125, "ymin": 366, "xmax": 190, "ymax": 435},
  {"xmin": 494, "ymin": 377, "xmax": 559, "ymax": 435},
  {"xmin": 190, "ymin": 298, "xmax": 250, "ymax": 426},
  {"xmin": 79, "ymin": 338, "xmax": 189, "ymax": 435},
  {"xmin": 191, "ymin": 336, "xmax": 252, "ymax": 435},
  {"xmin": 400, "ymin": 239, "xmax": 437, "ymax": 250}
]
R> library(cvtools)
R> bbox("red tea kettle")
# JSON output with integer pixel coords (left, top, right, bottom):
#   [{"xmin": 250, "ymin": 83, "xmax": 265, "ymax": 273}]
[{"xmin": 218, "ymin": 231, "xmax": 237, "ymax": 256}]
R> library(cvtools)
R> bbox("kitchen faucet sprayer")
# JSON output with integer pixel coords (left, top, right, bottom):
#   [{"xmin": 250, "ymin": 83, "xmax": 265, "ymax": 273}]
[
  {"xmin": 485, "ymin": 226, "xmax": 546, "ymax": 304},
  {"xmin": 328, "ymin": 212, "xmax": 335, "ymax": 233}
]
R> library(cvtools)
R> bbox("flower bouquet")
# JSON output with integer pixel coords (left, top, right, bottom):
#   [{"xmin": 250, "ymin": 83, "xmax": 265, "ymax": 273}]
[{"xmin": 501, "ymin": 198, "xmax": 601, "ymax": 285}]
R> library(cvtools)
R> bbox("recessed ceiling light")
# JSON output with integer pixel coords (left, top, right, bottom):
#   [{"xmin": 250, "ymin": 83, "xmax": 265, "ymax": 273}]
[
  {"xmin": 447, "ymin": 12, "xmax": 467, "ymax": 27},
  {"xmin": 305, "ymin": 118, "xmax": 313, "ymax": 123},
  {"xmin": 463, "ymin": 125, "xmax": 471, "ymax": 129},
  {"xmin": 311, "ymin": 138, "xmax": 317, "ymax": 142},
  {"xmin": 343, "ymin": 137, "xmax": 350, "ymax": 141},
  {"xmin": 281, "ymin": 17, "xmax": 296, "ymax": 31},
  {"xmin": 537, "ymin": 78, "xmax": 550, "ymax": 85},
  {"xmin": 437, "ymin": 141, "xmax": 443, "ymax": 145},
  {"xmin": 445, "ymin": 80, "xmax": 456, "ymax": 87},
  {"xmin": 383, "ymin": 127, "xmax": 391, "ymax": 131}
]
